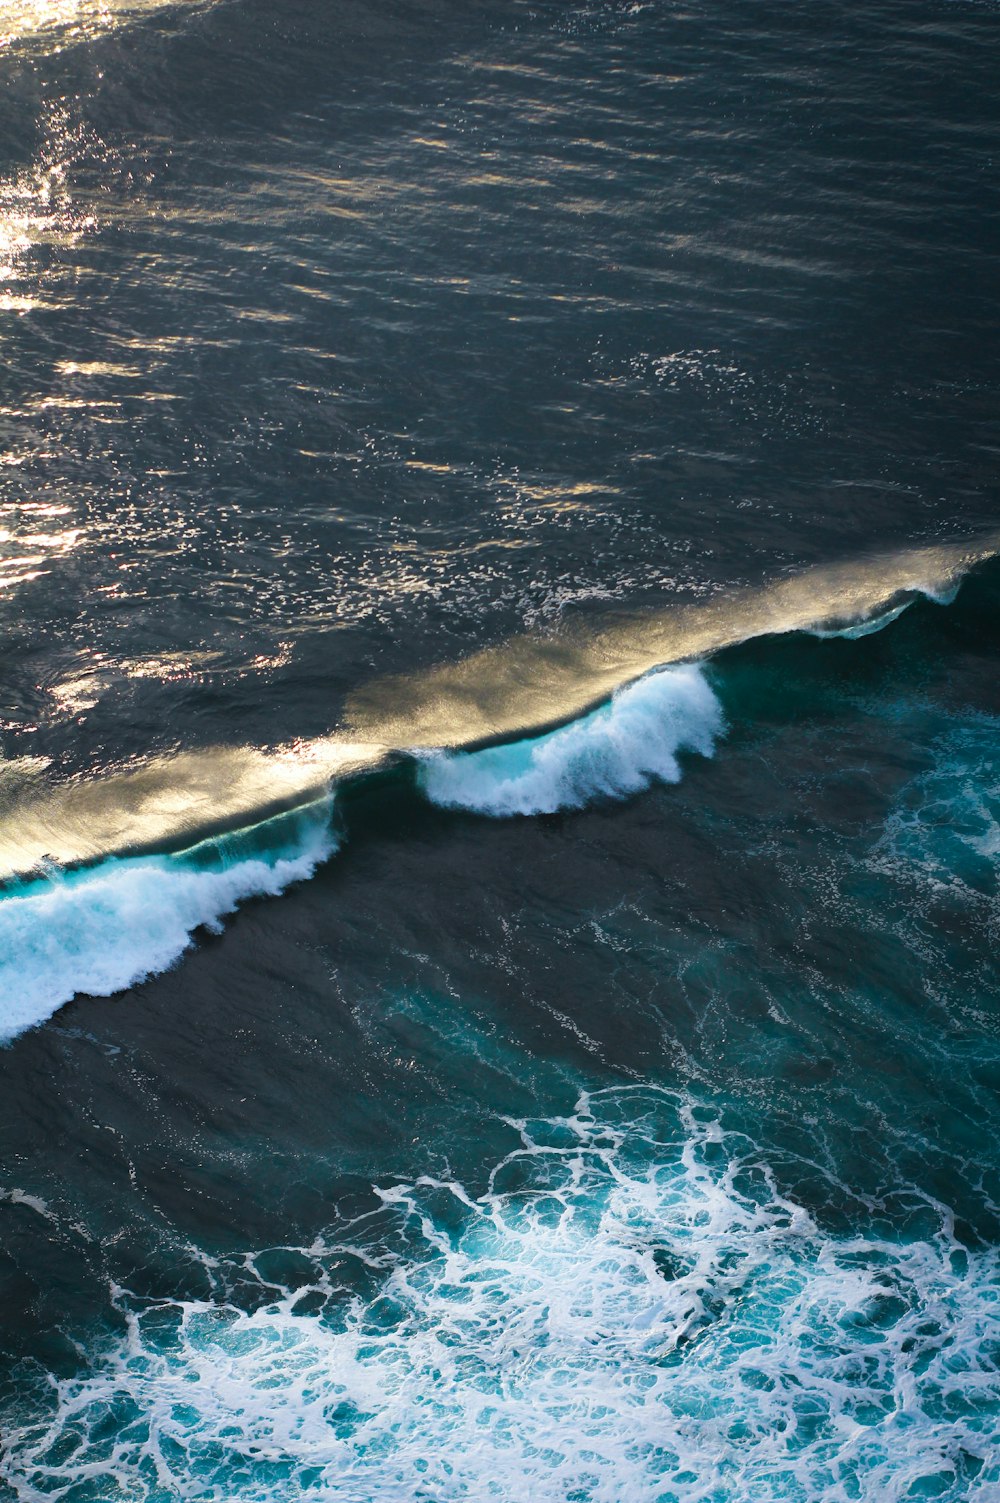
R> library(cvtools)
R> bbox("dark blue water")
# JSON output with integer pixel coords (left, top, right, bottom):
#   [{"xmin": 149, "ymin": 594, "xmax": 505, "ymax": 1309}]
[{"xmin": 0, "ymin": 2, "xmax": 999, "ymax": 1498}]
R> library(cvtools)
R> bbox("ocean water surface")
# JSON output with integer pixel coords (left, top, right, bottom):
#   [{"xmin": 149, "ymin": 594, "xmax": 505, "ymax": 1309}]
[{"xmin": 0, "ymin": 1, "xmax": 999, "ymax": 1499}]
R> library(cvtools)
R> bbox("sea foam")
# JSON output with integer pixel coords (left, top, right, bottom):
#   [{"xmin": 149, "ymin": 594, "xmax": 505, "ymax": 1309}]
[
  {"xmin": 0, "ymin": 800, "xmax": 336, "ymax": 1042},
  {"xmin": 807, "ymin": 581, "xmax": 961, "ymax": 641},
  {"xmin": 418, "ymin": 663, "xmax": 724, "ymax": 816},
  {"xmin": 878, "ymin": 718, "xmax": 1000, "ymax": 901},
  {"xmin": 2, "ymin": 1087, "xmax": 995, "ymax": 1503}
]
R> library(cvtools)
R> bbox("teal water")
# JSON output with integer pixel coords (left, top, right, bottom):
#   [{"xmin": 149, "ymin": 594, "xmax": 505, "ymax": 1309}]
[
  {"xmin": 0, "ymin": 0, "xmax": 999, "ymax": 1498},
  {"xmin": 2, "ymin": 575, "xmax": 1000, "ymax": 1499},
  {"xmin": 5, "ymin": 1088, "xmax": 997, "ymax": 1503}
]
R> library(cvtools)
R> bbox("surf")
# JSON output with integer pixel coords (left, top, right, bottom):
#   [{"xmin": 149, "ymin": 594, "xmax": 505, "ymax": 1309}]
[
  {"xmin": 0, "ymin": 797, "xmax": 336, "ymax": 1042},
  {"xmin": 418, "ymin": 662, "xmax": 723, "ymax": 817},
  {"xmin": 4, "ymin": 536, "xmax": 994, "ymax": 882},
  {"xmin": 0, "ymin": 537, "xmax": 997, "ymax": 1042},
  {"xmin": 1, "ymin": 1086, "xmax": 994, "ymax": 1503},
  {"xmin": 344, "ymin": 533, "xmax": 999, "ymax": 753}
]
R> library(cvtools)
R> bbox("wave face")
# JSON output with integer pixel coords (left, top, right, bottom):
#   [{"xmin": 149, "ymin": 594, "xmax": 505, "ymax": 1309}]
[
  {"xmin": 0, "ymin": 663, "xmax": 721, "ymax": 1038},
  {"xmin": 346, "ymin": 537, "xmax": 999, "ymax": 754},
  {"xmin": 2, "ymin": 1088, "xmax": 996, "ymax": 1503},
  {"xmin": 418, "ymin": 664, "xmax": 724, "ymax": 816},
  {"xmin": 0, "ymin": 558, "xmax": 992, "ymax": 1043},
  {"xmin": 0, "ymin": 799, "xmax": 335, "ymax": 1042},
  {"xmin": 0, "ymin": 546, "xmax": 990, "ymax": 888}
]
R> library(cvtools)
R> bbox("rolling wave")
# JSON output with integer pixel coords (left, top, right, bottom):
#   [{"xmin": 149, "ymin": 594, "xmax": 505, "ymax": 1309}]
[
  {"xmin": 5, "ymin": 536, "xmax": 992, "ymax": 882},
  {"xmin": 0, "ymin": 740, "xmax": 384, "ymax": 882},
  {"xmin": 0, "ymin": 798, "xmax": 335, "ymax": 1043},
  {"xmin": 345, "ymin": 534, "xmax": 998, "ymax": 752},
  {"xmin": 418, "ymin": 663, "xmax": 723, "ymax": 817},
  {"xmin": 0, "ymin": 537, "xmax": 996, "ymax": 1040}
]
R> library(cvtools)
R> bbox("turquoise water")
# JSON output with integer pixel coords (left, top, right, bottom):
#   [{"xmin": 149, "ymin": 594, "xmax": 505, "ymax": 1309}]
[
  {"xmin": 0, "ymin": 0, "xmax": 999, "ymax": 1497},
  {"xmin": 5, "ymin": 1088, "xmax": 998, "ymax": 1503},
  {"xmin": 3, "ymin": 578, "xmax": 1000, "ymax": 1499}
]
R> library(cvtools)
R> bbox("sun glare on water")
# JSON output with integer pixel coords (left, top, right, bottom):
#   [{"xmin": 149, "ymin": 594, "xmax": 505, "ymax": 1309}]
[{"xmin": 0, "ymin": 0, "xmax": 191, "ymax": 52}]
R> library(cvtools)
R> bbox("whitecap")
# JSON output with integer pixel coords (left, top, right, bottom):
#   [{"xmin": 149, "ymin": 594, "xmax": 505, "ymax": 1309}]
[
  {"xmin": 418, "ymin": 663, "xmax": 724, "ymax": 817},
  {"xmin": 0, "ymin": 798, "xmax": 336, "ymax": 1042}
]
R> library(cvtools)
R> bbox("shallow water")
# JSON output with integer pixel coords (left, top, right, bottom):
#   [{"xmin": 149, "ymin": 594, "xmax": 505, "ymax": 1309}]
[{"xmin": 0, "ymin": 2, "xmax": 999, "ymax": 1499}]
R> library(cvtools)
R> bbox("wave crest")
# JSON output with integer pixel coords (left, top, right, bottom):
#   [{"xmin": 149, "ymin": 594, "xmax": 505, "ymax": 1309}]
[
  {"xmin": 417, "ymin": 664, "xmax": 724, "ymax": 816},
  {"xmin": 0, "ymin": 799, "xmax": 336, "ymax": 1042}
]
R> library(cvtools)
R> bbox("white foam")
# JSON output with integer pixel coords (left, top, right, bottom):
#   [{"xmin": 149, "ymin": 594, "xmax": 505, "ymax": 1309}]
[
  {"xmin": 0, "ymin": 800, "xmax": 336, "ymax": 1043},
  {"xmin": 878, "ymin": 720, "xmax": 1000, "ymax": 900},
  {"xmin": 808, "ymin": 597, "xmax": 916, "ymax": 640},
  {"xmin": 1, "ymin": 1087, "xmax": 995, "ymax": 1502},
  {"xmin": 808, "ymin": 580, "xmax": 962, "ymax": 641},
  {"xmin": 418, "ymin": 663, "xmax": 724, "ymax": 816}
]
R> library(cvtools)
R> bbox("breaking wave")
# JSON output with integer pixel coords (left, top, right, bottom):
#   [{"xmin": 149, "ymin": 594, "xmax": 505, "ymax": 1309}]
[
  {"xmin": 418, "ymin": 664, "xmax": 724, "ymax": 816},
  {"xmin": 0, "ymin": 798, "xmax": 335, "ymax": 1043},
  {"xmin": 346, "ymin": 534, "xmax": 997, "ymax": 752},
  {"xmin": 0, "ymin": 541, "xmax": 997, "ymax": 1040}
]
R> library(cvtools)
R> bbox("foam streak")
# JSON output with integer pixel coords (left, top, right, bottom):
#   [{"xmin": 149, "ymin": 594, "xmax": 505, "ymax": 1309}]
[{"xmin": 2, "ymin": 1089, "xmax": 995, "ymax": 1503}]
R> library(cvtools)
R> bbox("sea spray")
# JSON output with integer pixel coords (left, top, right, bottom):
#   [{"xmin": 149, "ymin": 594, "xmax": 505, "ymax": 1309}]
[
  {"xmin": 0, "ymin": 797, "xmax": 337, "ymax": 1042},
  {"xmin": 418, "ymin": 663, "xmax": 724, "ymax": 817},
  {"xmin": 807, "ymin": 581, "xmax": 962, "ymax": 642}
]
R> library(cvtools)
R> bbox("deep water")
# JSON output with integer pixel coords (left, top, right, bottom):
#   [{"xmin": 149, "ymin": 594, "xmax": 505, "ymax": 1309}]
[{"xmin": 0, "ymin": 2, "xmax": 999, "ymax": 1500}]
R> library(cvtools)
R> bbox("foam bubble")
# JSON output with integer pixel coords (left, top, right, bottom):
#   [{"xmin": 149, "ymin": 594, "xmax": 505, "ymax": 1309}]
[
  {"xmin": 418, "ymin": 664, "xmax": 724, "ymax": 816},
  {"xmin": 2, "ymin": 1088, "xmax": 995, "ymax": 1503},
  {"xmin": 0, "ymin": 799, "xmax": 336, "ymax": 1043},
  {"xmin": 880, "ymin": 721, "xmax": 1000, "ymax": 898}
]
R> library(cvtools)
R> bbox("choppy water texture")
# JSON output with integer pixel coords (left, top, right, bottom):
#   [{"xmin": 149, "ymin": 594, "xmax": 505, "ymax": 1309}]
[{"xmin": 0, "ymin": 1, "xmax": 999, "ymax": 1499}]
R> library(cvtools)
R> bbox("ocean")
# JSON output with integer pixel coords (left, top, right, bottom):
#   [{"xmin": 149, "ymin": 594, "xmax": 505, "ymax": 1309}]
[{"xmin": 0, "ymin": 1, "xmax": 998, "ymax": 1498}]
